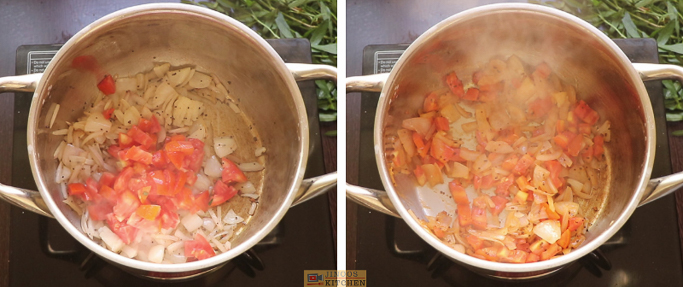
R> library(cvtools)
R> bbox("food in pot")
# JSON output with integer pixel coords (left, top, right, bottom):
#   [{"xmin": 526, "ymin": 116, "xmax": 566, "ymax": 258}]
[
  {"xmin": 390, "ymin": 56, "xmax": 611, "ymax": 263},
  {"xmin": 51, "ymin": 58, "xmax": 265, "ymax": 263}
]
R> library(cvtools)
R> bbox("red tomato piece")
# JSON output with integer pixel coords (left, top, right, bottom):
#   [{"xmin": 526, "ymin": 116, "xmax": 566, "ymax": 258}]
[
  {"xmin": 97, "ymin": 74, "xmax": 116, "ymax": 95},
  {"xmin": 527, "ymin": 97, "xmax": 553, "ymax": 119},
  {"xmin": 106, "ymin": 214, "xmax": 139, "ymax": 245},
  {"xmin": 103, "ymin": 108, "xmax": 115, "ymax": 120},
  {"xmin": 114, "ymin": 167, "xmax": 134, "ymax": 193},
  {"xmin": 449, "ymin": 181, "xmax": 470, "ymax": 205},
  {"xmin": 568, "ymin": 217, "xmax": 585, "ymax": 232},
  {"xmin": 593, "ymin": 135, "xmax": 605, "ymax": 157},
  {"xmin": 125, "ymin": 146, "xmax": 153, "ymax": 165},
  {"xmin": 430, "ymin": 138, "xmax": 455, "ymax": 163},
  {"xmin": 573, "ymin": 100, "xmax": 599, "ymax": 125},
  {"xmin": 99, "ymin": 185, "xmax": 118, "ymax": 203},
  {"xmin": 553, "ymin": 132, "xmax": 574, "ymax": 149},
  {"xmin": 457, "ymin": 204, "xmax": 472, "ymax": 227},
  {"xmin": 184, "ymin": 139, "xmax": 205, "ymax": 172},
  {"xmin": 462, "ymin": 88, "xmax": 480, "ymax": 101},
  {"xmin": 513, "ymin": 154, "xmax": 534, "ymax": 175},
  {"xmin": 211, "ymin": 180, "xmax": 238, "ymax": 207},
  {"xmin": 118, "ymin": 133, "xmax": 134, "ymax": 148},
  {"xmin": 567, "ymin": 133, "xmax": 585, "ymax": 157},
  {"xmin": 414, "ymin": 165, "xmax": 427, "ymax": 186},
  {"xmin": 192, "ymin": 191, "xmax": 211, "ymax": 213},
  {"xmin": 445, "ymin": 72, "xmax": 464, "ymax": 98},
  {"xmin": 158, "ymin": 208, "xmax": 179, "ymax": 229},
  {"xmin": 172, "ymin": 172, "xmax": 187, "ymax": 196},
  {"xmin": 185, "ymin": 233, "xmax": 216, "ymax": 260},
  {"xmin": 434, "ymin": 116, "xmax": 450, "ymax": 131},
  {"xmin": 501, "ymin": 155, "xmax": 519, "ymax": 171},
  {"xmin": 412, "ymin": 132, "xmax": 429, "ymax": 158},
  {"xmin": 87, "ymin": 201, "xmax": 113, "ymax": 221},
  {"xmin": 138, "ymin": 116, "xmax": 162, "ymax": 134},
  {"xmin": 166, "ymin": 151, "xmax": 186, "ymax": 170},
  {"xmin": 68, "ymin": 183, "xmax": 87, "ymax": 195},
  {"xmin": 423, "ymin": 92, "xmax": 439, "ymax": 112},
  {"xmin": 165, "ymin": 140, "xmax": 195, "ymax": 155},
  {"xmin": 466, "ymin": 235, "xmax": 484, "ymax": 250},
  {"xmin": 151, "ymin": 150, "xmax": 168, "ymax": 169},
  {"xmin": 495, "ymin": 175, "xmax": 514, "ymax": 197},
  {"xmin": 99, "ymin": 172, "xmax": 116, "ymax": 188},
  {"xmin": 127, "ymin": 126, "xmax": 154, "ymax": 148},
  {"xmin": 532, "ymin": 62, "xmax": 552, "ymax": 80},
  {"xmin": 545, "ymin": 160, "xmax": 564, "ymax": 188},
  {"xmin": 221, "ymin": 158, "xmax": 247, "ymax": 184},
  {"xmin": 136, "ymin": 204, "xmax": 161, "ymax": 221},
  {"xmin": 113, "ymin": 190, "xmax": 141, "ymax": 221}
]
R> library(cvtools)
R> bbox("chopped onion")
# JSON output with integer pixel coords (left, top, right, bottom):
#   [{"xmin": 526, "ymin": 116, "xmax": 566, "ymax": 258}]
[
  {"xmin": 239, "ymin": 162, "xmax": 264, "ymax": 172},
  {"xmin": 181, "ymin": 213, "xmax": 203, "ymax": 233},
  {"xmin": 204, "ymin": 156, "xmax": 222, "ymax": 178},
  {"xmin": 99, "ymin": 226, "xmax": 124, "ymax": 253},
  {"xmin": 202, "ymin": 217, "xmax": 216, "ymax": 231},
  {"xmin": 533, "ymin": 220, "xmax": 561, "ymax": 244},
  {"xmin": 485, "ymin": 141, "xmax": 514, "ymax": 153},
  {"xmin": 84, "ymin": 112, "xmax": 112, "ymax": 133},
  {"xmin": 555, "ymin": 201, "xmax": 580, "ymax": 217},
  {"xmin": 235, "ymin": 181, "xmax": 256, "ymax": 194},
  {"xmin": 402, "ymin": 117, "xmax": 431, "ymax": 136},
  {"xmin": 223, "ymin": 209, "xmax": 244, "ymax": 225},
  {"xmin": 121, "ymin": 245, "xmax": 139, "ymax": 258},
  {"xmin": 536, "ymin": 149, "xmax": 561, "ymax": 161},
  {"xmin": 214, "ymin": 136, "xmax": 237, "ymax": 158},
  {"xmin": 255, "ymin": 147, "xmax": 267, "ymax": 157},
  {"xmin": 148, "ymin": 245, "xmax": 165, "ymax": 263},
  {"xmin": 194, "ymin": 173, "xmax": 212, "ymax": 191}
]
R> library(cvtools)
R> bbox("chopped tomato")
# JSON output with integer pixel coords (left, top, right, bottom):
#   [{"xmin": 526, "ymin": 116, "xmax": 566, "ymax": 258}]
[
  {"xmin": 526, "ymin": 253, "xmax": 540, "ymax": 263},
  {"xmin": 506, "ymin": 250, "xmax": 529, "ymax": 263},
  {"xmin": 113, "ymin": 167, "xmax": 134, "ymax": 193},
  {"xmin": 138, "ymin": 116, "xmax": 161, "ymax": 134},
  {"xmin": 466, "ymin": 235, "xmax": 484, "ymax": 250},
  {"xmin": 413, "ymin": 132, "xmax": 429, "ymax": 158},
  {"xmin": 97, "ymin": 74, "xmax": 116, "ymax": 95},
  {"xmin": 99, "ymin": 185, "xmax": 118, "ymax": 203},
  {"xmin": 68, "ymin": 183, "xmax": 87, "ymax": 196},
  {"xmin": 541, "ymin": 243, "xmax": 561, "ymax": 260},
  {"xmin": 106, "ymin": 214, "xmax": 138, "ymax": 245},
  {"xmin": 166, "ymin": 151, "xmax": 185, "ymax": 170},
  {"xmin": 578, "ymin": 123, "xmax": 592, "ymax": 135},
  {"xmin": 445, "ymin": 72, "xmax": 464, "ymax": 98},
  {"xmin": 553, "ymin": 132, "xmax": 574, "ymax": 149},
  {"xmin": 136, "ymin": 204, "xmax": 161, "ymax": 221},
  {"xmin": 545, "ymin": 160, "xmax": 563, "ymax": 188},
  {"xmin": 555, "ymin": 120, "xmax": 566, "ymax": 133},
  {"xmin": 165, "ymin": 140, "xmax": 195, "ymax": 156},
  {"xmin": 490, "ymin": 195, "xmax": 508, "ymax": 216},
  {"xmin": 593, "ymin": 135, "xmax": 605, "ymax": 157},
  {"xmin": 573, "ymin": 100, "xmax": 599, "ymax": 125},
  {"xmin": 211, "ymin": 180, "xmax": 238, "ymax": 207},
  {"xmin": 527, "ymin": 97, "xmax": 553, "ymax": 119},
  {"xmin": 449, "ymin": 181, "xmax": 469, "ymax": 205},
  {"xmin": 471, "ymin": 197, "xmax": 488, "ymax": 230},
  {"xmin": 434, "ymin": 117, "xmax": 450, "ymax": 131},
  {"xmin": 113, "ymin": 191, "xmax": 141, "ymax": 221},
  {"xmin": 542, "ymin": 203, "xmax": 560, "ymax": 220},
  {"xmin": 463, "ymin": 88, "xmax": 480, "ymax": 101},
  {"xmin": 193, "ymin": 191, "xmax": 211, "ymax": 213},
  {"xmin": 87, "ymin": 201, "xmax": 113, "ymax": 221},
  {"xmin": 125, "ymin": 146, "xmax": 153, "ymax": 165},
  {"xmin": 423, "ymin": 92, "xmax": 439, "ymax": 112},
  {"xmin": 557, "ymin": 229, "xmax": 571, "ymax": 249},
  {"xmin": 430, "ymin": 138, "xmax": 455, "ymax": 163},
  {"xmin": 184, "ymin": 139, "xmax": 205, "ymax": 172},
  {"xmin": 532, "ymin": 62, "xmax": 551, "ymax": 80},
  {"xmin": 151, "ymin": 150, "xmax": 168, "ymax": 168},
  {"xmin": 501, "ymin": 155, "xmax": 519, "ymax": 171},
  {"xmin": 221, "ymin": 158, "xmax": 247, "ymax": 184},
  {"xmin": 568, "ymin": 217, "xmax": 584, "ymax": 232},
  {"xmin": 512, "ymin": 154, "xmax": 534, "ymax": 175},
  {"xmin": 475, "ymin": 247, "xmax": 499, "ymax": 261},
  {"xmin": 127, "ymin": 126, "xmax": 154, "ymax": 148},
  {"xmin": 158, "ymin": 208, "xmax": 179, "ymax": 230},
  {"xmin": 567, "ymin": 133, "xmax": 585, "ymax": 157},
  {"xmin": 495, "ymin": 175, "xmax": 514, "ymax": 197},
  {"xmin": 99, "ymin": 172, "xmax": 116, "ymax": 188},
  {"xmin": 185, "ymin": 233, "xmax": 216, "ymax": 260},
  {"xmin": 457, "ymin": 204, "xmax": 472, "ymax": 227},
  {"xmin": 103, "ymin": 108, "xmax": 115, "ymax": 120}
]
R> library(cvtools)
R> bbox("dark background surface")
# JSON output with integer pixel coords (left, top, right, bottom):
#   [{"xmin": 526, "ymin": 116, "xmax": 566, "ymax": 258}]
[
  {"xmin": 346, "ymin": 0, "xmax": 683, "ymax": 285},
  {"xmin": 0, "ymin": 1, "xmax": 337, "ymax": 286}
]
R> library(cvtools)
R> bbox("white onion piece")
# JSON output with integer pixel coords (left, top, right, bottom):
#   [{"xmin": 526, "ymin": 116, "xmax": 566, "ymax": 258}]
[
  {"xmin": 99, "ymin": 226, "xmax": 124, "ymax": 253},
  {"xmin": 235, "ymin": 181, "xmax": 256, "ymax": 194},
  {"xmin": 554, "ymin": 201, "xmax": 580, "ymax": 217},
  {"xmin": 533, "ymin": 220, "xmax": 561, "ymax": 244},
  {"xmin": 188, "ymin": 72, "xmax": 212, "ymax": 89},
  {"xmin": 485, "ymin": 141, "xmax": 514, "ymax": 154},
  {"xmin": 121, "ymin": 245, "xmax": 138, "ymax": 258},
  {"xmin": 214, "ymin": 136, "xmax": 237, "ymax": 158},
  {"xmin": 174, "ymin": 229, "xmax": 192, "ymax": 241},
  {"xmin": 453, "ymin": 244, "xmax": 466, "ymax": 254},
  {"xmin": 181, "ymin": 213, "xmax": 203, "ymax": 233},
  {"xmin": 194, "ymin": 173, "xmax": 212, "ymax": 191},
  {"xmin": 203, "ymin": 217, "xmax": 216, "ymax": 231},
  {"xmin": 249, "ymin": 202, "xmax": 257, "ymax": 215},
  {"xmin": 204, "ymin": 156, "xmax": 222, "ymax": 178},
  {"xmin": 223, "ymin": 209, "xmax": 244, "ymax": 225},
  {"xmin": 239, "ymin": 162, "xmax": 264, "ymax": 172},
  {"xmin": 536, "ymin": 149, "xmax": 562, "ymax": 161},
  {"xmin": 402, "ymin": 117, "xmax": 431, "ymax": 136},
  {"xmin": 148, "ymin": 245, "xmax": 165, "ymax": 263},
  {"xmin": 255, "ymin": 147, "xmax": 267, "ymax": 157}
]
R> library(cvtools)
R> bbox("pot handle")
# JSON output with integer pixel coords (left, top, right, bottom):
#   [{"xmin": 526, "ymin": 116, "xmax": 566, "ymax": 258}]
[
  {"xmin": 633, "ymin": 63, "xmax": 683, "ymax": 206},
  {"xmin": 0, "ymin": 73, "xmax": 42, "ymax": 93},
  {"xmin": 285, "ymin": 63, "xmax": 337, "ymax": 82},
  {"xmin": 346, "ymin": 74, "xmax": 389, "ymax": 93},
  {"xmin": 347, "ymin": 184, "xmax": 400, "ymax": 217},
  {"xmin": 292, "ymin": 172, "xmax": 338, "ymax": 207},
  {"xmin": 0, "ymin": 73, "xmax": 52, "ymax": 217}
]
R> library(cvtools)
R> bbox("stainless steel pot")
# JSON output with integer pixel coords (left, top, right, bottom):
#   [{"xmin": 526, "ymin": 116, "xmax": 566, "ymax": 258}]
[
  {"xmin": 0, "ymin": 3, "xmax": 336, "ymax": 279},
  {"xmin": 347, "ymin": 3, "xmax": 683, "ymax": 279}
]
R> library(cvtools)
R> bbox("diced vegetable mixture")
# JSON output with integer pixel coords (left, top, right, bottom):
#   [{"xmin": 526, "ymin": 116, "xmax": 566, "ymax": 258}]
[
  {"xmin": 391, "ymin": 56, "xmax": 611, "ymax": 263},
  {"xmin": 52, "ymin": 57, "xmax": 265, "ymax": 264}
]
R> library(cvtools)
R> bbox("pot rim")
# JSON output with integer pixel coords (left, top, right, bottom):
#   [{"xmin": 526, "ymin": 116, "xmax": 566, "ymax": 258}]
[
  {"xmin": 373, "ymin": 3, "xmax": 656, "ymax": 273},
  {"xmin": 26, "ymin": 3, "xmax": 309, "ymax": 273}
]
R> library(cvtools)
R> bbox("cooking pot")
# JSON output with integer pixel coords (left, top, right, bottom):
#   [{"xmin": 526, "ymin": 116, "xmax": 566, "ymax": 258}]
[
  {"xmin": 346, "ymin": 3, "xmax": 683, "ymax": 279},
  {"xmin": 0, "ymin": 3, "xmax": 337, "ymax": 279}
]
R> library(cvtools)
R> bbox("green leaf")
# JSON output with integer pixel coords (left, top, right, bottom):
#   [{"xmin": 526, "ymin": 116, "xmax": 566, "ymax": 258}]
[
  {"xmin": 660, "ymin": 43, "xmax": 683, "ymax": 54},
  {"xmin": 673, "ymin": 130, "xmax": 683, "ymax": 136},
  {"xmin": 324, "ymin": 130, "xmax": 337, "ymax": 136},
  {"xmin": 312, "ymin": 43, "xmax": 337, "ymax": 54},
  {"xmin": 668, "ymin": 1, "xmax": 678, "ymax": 21},
  {"xmin": 636, "ymin": 0, "xmax": 655, "ymax": 8},
  {"xmin": 622, "ymin": 12, "xmax": 640, "ymax": 38},
  {"xmin": 657, "ymin": 21, "xmax": 675, "ymax": 45},
  {"xmin": 309, "ymin": 20, "xmax": 328, "ymax": 45},
  {"xmin": 667, "ymin": 112, "xmax": 683, "ymax": 121},
  {"xmin": 319, "ymin": 112, "xmax": 337, "ymax": 122},
  {"xmin": 275, "ymin": 12, "xmax": 294, "ymax": 38}
]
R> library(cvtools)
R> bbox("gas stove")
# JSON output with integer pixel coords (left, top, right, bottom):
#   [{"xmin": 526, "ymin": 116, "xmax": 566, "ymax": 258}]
[
  {"xmin": 348, "ymin": 38, "xmax": 683, "ymax": 286},
  {"xmin": 7, "ymin": 38, "xmax": 335, "ymax": 286}
]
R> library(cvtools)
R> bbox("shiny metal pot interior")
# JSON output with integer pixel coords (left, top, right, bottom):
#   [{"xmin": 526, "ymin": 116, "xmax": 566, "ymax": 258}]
[
  {"xmin": 0, "ymin": 3, "xmax": 336, "ymax": 277},
  {"xmin": 347, "ymin": 3, "xmax": 683, "ymax": 278}
]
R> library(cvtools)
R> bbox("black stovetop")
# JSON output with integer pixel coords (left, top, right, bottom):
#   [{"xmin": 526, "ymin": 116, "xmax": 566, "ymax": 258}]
[
  {"xmin": 350, "ymin": 38, "xmax": 683, "ymax": 286},
  {"xmin": 9, "ymin": 38, "xmax": 334, "ymax": 287}
]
